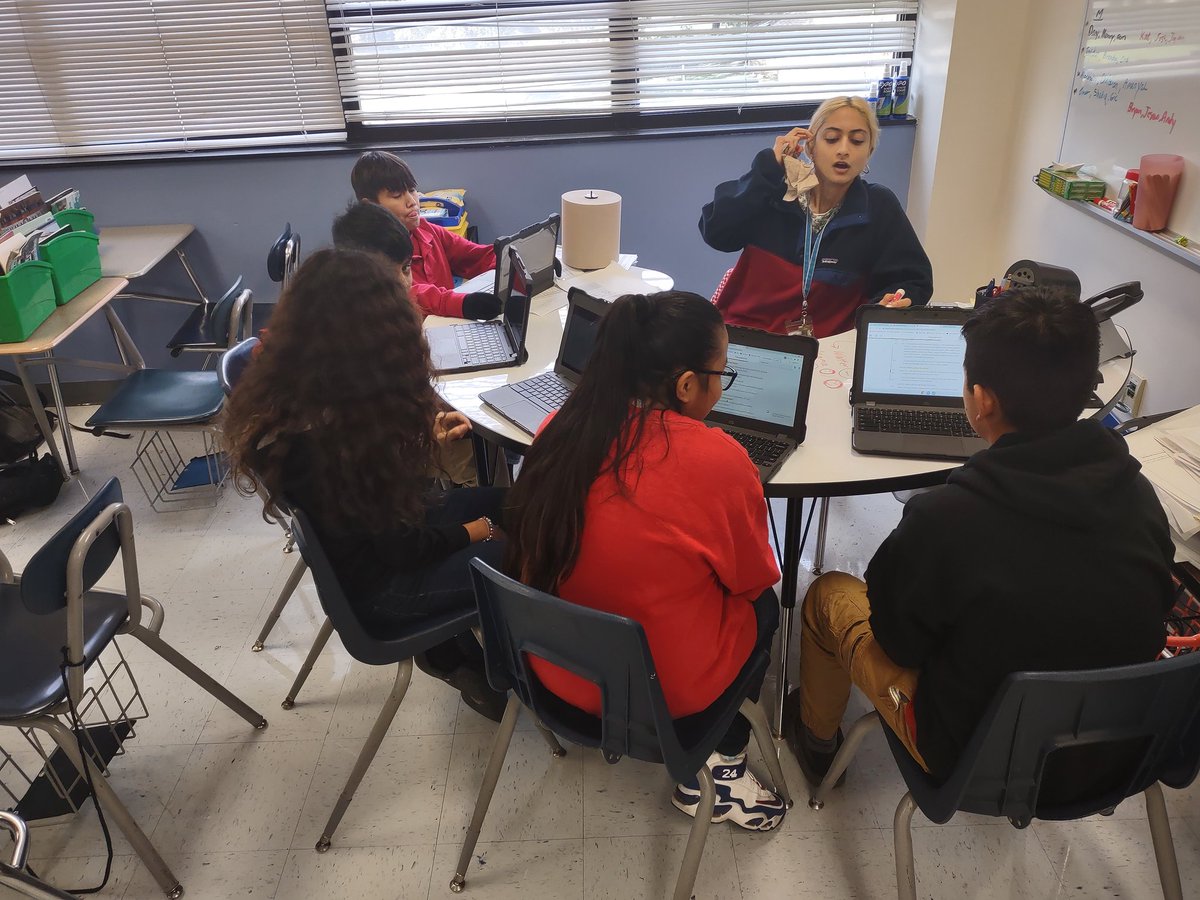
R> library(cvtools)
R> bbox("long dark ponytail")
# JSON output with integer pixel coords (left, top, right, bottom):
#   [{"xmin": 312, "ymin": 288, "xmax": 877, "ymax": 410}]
[{"xmin": 506, "ymin": 291, "xmax": 724, "ymax": 592}]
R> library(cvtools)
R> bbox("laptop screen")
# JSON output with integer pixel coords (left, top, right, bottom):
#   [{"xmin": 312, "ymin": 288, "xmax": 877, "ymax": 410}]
[
  {"xmin": 503, "ymin": 247, "xmax": 532, "ymax": 352},
  {"xmin": 494, "ymin": 214, "xmax": 560, "ymax": 301},
  {"xmin": 707, "ymin": 327, "xmax": 816, "ymax": 440},
  {"xmin": 557, "ymin": 291, "xmax": 607, "ymax": 380},
  {"xmin": 861, "ymin": 321, "xmax": 965, "ymax": 399}
]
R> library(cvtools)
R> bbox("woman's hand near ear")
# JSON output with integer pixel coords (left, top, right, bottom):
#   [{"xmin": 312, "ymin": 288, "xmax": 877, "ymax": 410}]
[{"xmin": 773, "ymin": 127, "xmax": 812, "ymax": 167}]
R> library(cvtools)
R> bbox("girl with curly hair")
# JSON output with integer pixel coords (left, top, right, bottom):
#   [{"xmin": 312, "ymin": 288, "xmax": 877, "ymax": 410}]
[{"xmin": 223, "ymin": 247, "xmax": 506, "ymax": 720}]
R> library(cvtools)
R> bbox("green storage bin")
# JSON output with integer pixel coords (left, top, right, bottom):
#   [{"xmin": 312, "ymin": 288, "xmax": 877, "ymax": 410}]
[
  {"xmin": 0, "ymin": 260, "xmax": 57, "ymax": 343},
  {"xmin": 53, "ymin": 207, "xmax": 97, "ymax": 235},
  {"xmin": 40, "ymin": 230, "xmax": 101, "ymax": 305}
]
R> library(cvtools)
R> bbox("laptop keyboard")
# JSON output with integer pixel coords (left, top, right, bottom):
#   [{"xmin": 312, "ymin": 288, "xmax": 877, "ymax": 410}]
[
  {"xmin": 726, "ymin": 430, "xmax": 791, "ymax": 467},
  {"xmin": 856, "ymin": 407, "xmax": 975, "ymax": 436},
  {"xmin": 454, "ymin": 323, "xmax": 508, "ymax": 363},
  {"xmin": 510, "ymin": 372, "xmax": 572, "ymax": 412}
]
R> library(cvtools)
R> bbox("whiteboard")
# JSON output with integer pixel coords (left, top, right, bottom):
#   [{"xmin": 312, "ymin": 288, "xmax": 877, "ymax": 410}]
[{"xmin": 1060, "ymin": 0, "xmax": 1200, "ymax": 242}]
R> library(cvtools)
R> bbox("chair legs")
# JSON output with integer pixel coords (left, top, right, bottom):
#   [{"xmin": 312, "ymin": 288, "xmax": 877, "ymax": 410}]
[
  {"xmin": 252, "ymin": 556, "xmax": 308, "ymax": 652},
  {"xmin": 316, "ymin": 659, "xmax": 414, "ymax": 852},
  {"xmin": 282, "ymin": 617, "xmax": 334, "ymax": 710},
  {"xmin": 534, "ymin": 720, "xmax": 567, "ymax": 758},
  {"xmin": 893, "ymin": 791, "xmax": 918, "ymax": 900},
  {"xmin": 130, "ymin": 624, "xmax": 267, "ymax": 730},
  {"xmin": 672, "ymin": 766, "xmax": 717, "ymax": 900},
  {"xmin": 451, "ymin": 693, "xmax": 522, "ymax": 893},
  {"xmin": 740, "ymin": 698, "xmax": 793, "ymax": 808},
  {"xmin": 1144, "ymin": 782, "xmax": 1184, "ymax": 900},
  {"xmin": 32, "ymin": 716, "xmax": 183, "ymax": 899},
  {"xmin": 808, "ymin": 711, "xmax": 878, "ymax": 810}
]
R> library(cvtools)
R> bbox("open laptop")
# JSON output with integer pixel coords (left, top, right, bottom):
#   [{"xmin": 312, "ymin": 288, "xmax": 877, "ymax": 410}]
[
  {"xmin": 707, "ymin": 326, "xmax": 818, "ymax": 482},
  {"xmin": 851, "ymin": 305, "xmax": 988, "ymax": 459},
  {"xmin": 457, "ymin": 214, "xmax": 561, "ymax": 304},
  {"xmin": 428, "ymin": 246, "xmax": 531, "ymax": 375},
  {"xmin": 479, "ymin": 286, "xmax": 608, "ymax": 434}
]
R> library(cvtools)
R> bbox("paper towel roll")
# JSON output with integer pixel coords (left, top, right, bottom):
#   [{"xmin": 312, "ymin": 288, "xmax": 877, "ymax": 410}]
[{"xmin": 561, "ymin": 189, "xmax": 621, "ymax": 270}]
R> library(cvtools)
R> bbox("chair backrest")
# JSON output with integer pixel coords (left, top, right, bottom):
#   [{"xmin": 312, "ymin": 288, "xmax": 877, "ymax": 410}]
[
  {"xmin": 267, "ymin": 223, "xmax": 300, "ymax": 287},
  {"xmin": 203, "ymin": 276, "xmax": 252, "ymax": 349},
  {"xmin": 219, "ymin": 337, "xmax": 261, "ymax": 397},
  {"xmin": 470, "ymin": 559, "xmax": 729, "ymax": 783},
  {"xmin": 931, "ymin": 652, "xmax": 1200, "ymax": 824},
  {"xmin": 20, "ymin": 478, "xmax": 124, "ymax": 615},
  {"xmin": 288, "ymin": 506, "xmax": 471, "ymax": 666}
]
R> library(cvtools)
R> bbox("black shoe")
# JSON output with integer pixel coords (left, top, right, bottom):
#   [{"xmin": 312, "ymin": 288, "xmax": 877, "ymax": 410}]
[
  {"xmin": 416, "ymin": 655, "xmax": 509, "ymax": 724},
  {"xmin": 782, "ymin": 689, "xmax": 847, "ymax": 789}
]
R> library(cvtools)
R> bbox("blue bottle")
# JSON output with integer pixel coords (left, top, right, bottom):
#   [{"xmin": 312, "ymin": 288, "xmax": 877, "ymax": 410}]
[
  {"xmin": 892, "ymin": 62, "xmax": 910, "ymax": 118},
  {"xmin": 876, "ymin": 67, "xmax": 894, "ymax": 118}
]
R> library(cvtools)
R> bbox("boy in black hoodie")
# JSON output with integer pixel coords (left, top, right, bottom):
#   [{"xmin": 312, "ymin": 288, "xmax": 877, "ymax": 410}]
[{"xmin": 784, "ymin": 287, "xmax": 1175, "ymax": 784}]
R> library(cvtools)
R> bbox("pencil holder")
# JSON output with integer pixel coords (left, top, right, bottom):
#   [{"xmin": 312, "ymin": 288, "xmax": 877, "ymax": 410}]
[
  {"xmin": 0, "ymin": 261, "xmax": 56, "ymax": 342},
  {"xmin": 40, "ymin": 230, "xmax": 101, "ymax": 305}
]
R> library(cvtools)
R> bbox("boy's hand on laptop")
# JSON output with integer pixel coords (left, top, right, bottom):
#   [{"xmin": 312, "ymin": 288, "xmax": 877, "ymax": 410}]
[
  {"xmin": 462, "ymin": 292, "xmax": 501, "ymax": 320},
  {"xmin": 880, "ymin": 289, "xmax": 912, "ymax": 309},
  {"xmin": 435, "ymin": 411, "xmax": 472, "ymax": 443}
]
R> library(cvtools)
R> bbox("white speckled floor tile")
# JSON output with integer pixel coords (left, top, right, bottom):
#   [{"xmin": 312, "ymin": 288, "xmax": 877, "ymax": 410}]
[
  {"xmin": 1, "ymin": 854, "xmax": 138, "ymax": 899},
  {"xmin": 438, "ymin": 730, "xmax": 583, "ymax": 845},
  {"xmin": 582, "ymin": 752, "xmax": 691, "ymax": 838},
  {"xmin": 909, "ymin": 822, "xmax": 1061, "ymax": 898},
  {"xmin": 327, "ymin": 660, "xmax": 459, "ymax": 741},
  {"xmin": 150, "ymin": 740, "xmax": 321, "ymax": 854},
  {"xmin": 277, "ymin": 846, "xmax": 434, "ymax": 899},
  {"xmin": 733, "ymin": 826, "xmax": 894, "ymax": 899},
  {"xmin": 429, "ymin": 838, "xmax": 584, "ymax": 899},
  {"xmin": 583, "ymin": 830, "xmax": 741, "ymax": 900},
  {"xmin": 121, "ymin": 849, "xmax": 287, "ymax": 900},
  {"xmin": 291, "ymin": 734, "xmax": 453, "ymax": 850}
]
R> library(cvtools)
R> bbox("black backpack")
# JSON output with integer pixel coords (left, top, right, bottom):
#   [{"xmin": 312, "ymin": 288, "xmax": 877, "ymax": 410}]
[{"xmin": 0, "ymin": 370, "xmax": 63, "ymax": 521}]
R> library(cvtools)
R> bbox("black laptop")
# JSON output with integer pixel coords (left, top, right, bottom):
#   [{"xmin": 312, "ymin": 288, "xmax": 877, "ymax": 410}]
[
  {"xmin": 707, "ymin": 326, "xmax": 818, "ymax": 482},
  {"xmin": 428, "ymin": 246, "xmax": 532, "ymax": 375},
  {"xmin": 850, "ymin": 305, "xmax": 988, "ymax": 459},
  {"xmin": 479, "ymin": 287, "xmax": 608, "ymax": 434}
]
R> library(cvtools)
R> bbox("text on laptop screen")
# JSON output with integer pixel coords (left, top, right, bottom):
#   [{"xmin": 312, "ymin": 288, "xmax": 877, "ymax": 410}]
[
  {"xmin": 861, "ymin": 322, "xmax": 965, "ymax": 398},
  {"xmin": 711, "ymin": 343, "xmax": 805, "ymax": 428},
  {"xmin": 560, "ymin": 304, "xmax": 603, "ymax": 376}
]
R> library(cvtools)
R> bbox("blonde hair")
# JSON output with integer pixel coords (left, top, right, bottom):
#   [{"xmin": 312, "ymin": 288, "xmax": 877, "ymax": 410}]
[{"xmin": 808, "ymin": 96, "xmax": 880, "ymax": 155}]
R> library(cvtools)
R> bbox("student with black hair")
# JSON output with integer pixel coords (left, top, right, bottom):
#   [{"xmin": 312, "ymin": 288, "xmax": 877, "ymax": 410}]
[
  {"xmin": 784, "ymin": 287, "xmax": 1175, "ymax": 787},
  {"xmin": 351, "ymin": 151, "xmax": 500, "ymax": 321},
  {"xmin": 506, "ymin": 290, "xmax": 787, "ymax": 831}
]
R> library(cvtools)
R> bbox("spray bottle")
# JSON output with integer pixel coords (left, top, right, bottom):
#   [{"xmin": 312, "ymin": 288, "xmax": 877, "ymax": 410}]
[
  {"xmin": 891, "ymin": 62, "xmax": 910, "ymax": 118},
  {"xmin": 876, "ymin": 66, "xmax": 894, "ymax": 118}
]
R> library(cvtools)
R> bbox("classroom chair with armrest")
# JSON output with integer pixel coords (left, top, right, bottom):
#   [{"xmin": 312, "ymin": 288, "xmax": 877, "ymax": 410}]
[
  {"xmin": 165, "ymin": 276, "xmax": 253, "ymax": 368},
  {"xmin": 1, "ymin": 811, "xmax": 78, "ymax": 900},
  {"xmin": 807, "ymin": 656, "xmax": 1200, "ymax": 900},
  {"xmin": 218, "ymin": 337, "xmax": 307, "ymax": 652},
  {"xmin": 0, "ymin": 478, "xmax": 267, "ymax": 899},
  {"xmin": 287, "ymin": 508, "xmax": 563, "ymax": 852},
  {"xmin": 450, "ymin": 560, "xmax": 792, "ymax": 900}
]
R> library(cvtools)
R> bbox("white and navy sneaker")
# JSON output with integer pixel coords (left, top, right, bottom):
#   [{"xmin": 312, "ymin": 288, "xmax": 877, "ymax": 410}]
[{"xmin": 671, "ymin": 751, "xmax": 786, "ymax": 831}]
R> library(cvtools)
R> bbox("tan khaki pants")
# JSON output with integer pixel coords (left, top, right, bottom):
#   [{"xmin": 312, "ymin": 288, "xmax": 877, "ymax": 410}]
[
  {"xmin": 433, "ymin": 437, "xmax": 478, "ymax": 487},
  {"xmin": 797, "ymin": 571, "xmax": 928, "ymax": 771}
]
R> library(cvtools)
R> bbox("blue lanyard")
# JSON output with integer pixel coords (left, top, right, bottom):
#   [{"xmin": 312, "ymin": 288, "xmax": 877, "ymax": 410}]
[{"xmin": 801, "ymin": 208, "xmax": 827, "ymax": 302}]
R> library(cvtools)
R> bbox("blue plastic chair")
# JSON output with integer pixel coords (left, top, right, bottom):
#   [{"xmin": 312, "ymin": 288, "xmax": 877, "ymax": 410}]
[
  {"xmin": 0, "ymin": 478, "xmax": 266, "ymax": 898},
  {"xmin": 808, "ymin": 654, "xmax": 1200, "ymax": 900},
  {"xmin": 287, "ymin": 508, "xmax": 561, "ymax": 853},
  {"xmin": 166, "ymin": 276, "xmax": 253, "ymax": 365},
  {"xmin": 266, "ymin": 223, "xmax": 300, "ymax": 288},
  {"xmin": 450, "ymin": 560, "xmax": 791, "ymax": 900},
  {"xmin": 216, "ymin": 335, "xmax": 259, "ymax": 396}
]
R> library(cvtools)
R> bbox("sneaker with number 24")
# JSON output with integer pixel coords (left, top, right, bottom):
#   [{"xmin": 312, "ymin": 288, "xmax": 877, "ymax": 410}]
[{"xmin": 671, "ymin": 751, "xmax": 786, "ymax": 831}]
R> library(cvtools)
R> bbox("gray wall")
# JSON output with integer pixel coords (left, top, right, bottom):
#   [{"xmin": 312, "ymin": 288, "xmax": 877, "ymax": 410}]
[{"xmin": 13, "ymin": 123, "xmax": 916, "ymax": 382}]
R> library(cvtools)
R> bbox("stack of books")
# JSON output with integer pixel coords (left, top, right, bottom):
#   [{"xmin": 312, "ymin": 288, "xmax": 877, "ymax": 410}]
[{"xmin": 0, "ymin": 176, "xmax": 80, "ymax": 275}]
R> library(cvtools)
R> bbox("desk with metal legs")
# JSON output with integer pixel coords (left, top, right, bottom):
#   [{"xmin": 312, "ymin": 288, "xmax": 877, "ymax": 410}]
[
  {"xmin": 0, "ymin": 277, "xmax": 137, "ymax": 477},
  {"xmin": 99, "ymin": 224, "xmax": 208, "ymax": 305}
]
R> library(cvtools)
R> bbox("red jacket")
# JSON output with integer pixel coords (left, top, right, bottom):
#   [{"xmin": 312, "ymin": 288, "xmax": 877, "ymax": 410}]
[
  {"xmin": 530, "ymin": 411, "xmax": 780, "ymax": 718},
  {"xmin": 410, "ymin": 219, "xmax": 496, "ymax": 318}
]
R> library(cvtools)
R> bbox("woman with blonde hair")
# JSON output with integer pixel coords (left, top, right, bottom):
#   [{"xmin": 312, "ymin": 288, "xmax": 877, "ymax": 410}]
[{"xmin": 700, "ymin": 95, "xmax": 933, "ymax": 338}]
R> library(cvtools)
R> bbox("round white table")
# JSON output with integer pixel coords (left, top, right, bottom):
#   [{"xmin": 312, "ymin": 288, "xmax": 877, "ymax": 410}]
[{"xmin": 431, "ymin": 282, "xmax": 1133, "ymax": 733}]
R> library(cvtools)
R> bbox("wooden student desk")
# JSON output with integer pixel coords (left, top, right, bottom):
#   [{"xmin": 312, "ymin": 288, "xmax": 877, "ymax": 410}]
[
  {"xmin": 0, "ymin": 277, "xmax": 140, "ymax": 478},
  {"xmin": 432, "ymin": 285, "xmax": 1134, "ymax": 734}
]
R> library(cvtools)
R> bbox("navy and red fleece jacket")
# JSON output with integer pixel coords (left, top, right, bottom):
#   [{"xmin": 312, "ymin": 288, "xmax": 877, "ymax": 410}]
[{"xmin": 700, "ymin": 148, "xmax": 933, "ymax": 338}]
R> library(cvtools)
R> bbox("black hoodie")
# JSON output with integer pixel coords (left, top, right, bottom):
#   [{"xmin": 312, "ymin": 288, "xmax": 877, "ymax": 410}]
[{"xmin": 866, "ymin": 419, "xmax": 1175, "ymax": 779}]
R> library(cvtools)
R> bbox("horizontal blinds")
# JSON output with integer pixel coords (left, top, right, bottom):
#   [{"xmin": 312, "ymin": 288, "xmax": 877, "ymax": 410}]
[
  {"xmin": 0, "ymin": 0, "xmax": 346, "ymax": 161},
  {"xmin": 327, "ymin": 0, "xmax": 918, "ymax": 125}
]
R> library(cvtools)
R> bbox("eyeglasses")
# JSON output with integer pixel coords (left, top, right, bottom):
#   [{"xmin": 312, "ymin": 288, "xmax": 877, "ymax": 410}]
[{"xmin": 693, "ymin": 368, "xmax": 738, "ymax": 390}]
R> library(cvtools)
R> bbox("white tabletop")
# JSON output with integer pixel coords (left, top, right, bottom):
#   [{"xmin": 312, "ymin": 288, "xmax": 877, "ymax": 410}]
[
  {"xmin": 433, "ymin": 287, "xmax": 1132, "ymax": 497},
  {"xmin": 98, "ymin": 224, "xmax": 194, "ymax": 278}
]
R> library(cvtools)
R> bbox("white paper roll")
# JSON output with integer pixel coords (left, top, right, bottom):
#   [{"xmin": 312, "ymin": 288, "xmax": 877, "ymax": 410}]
[{"xmin": 561, "ymin": 189, "xmax": 621, "ymax": 270}]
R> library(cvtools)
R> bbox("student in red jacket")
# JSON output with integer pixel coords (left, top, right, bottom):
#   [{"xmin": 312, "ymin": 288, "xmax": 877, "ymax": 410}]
[
  {"xmin": 506, "ymin": 291, "xmax": 787, "ymax": 831},
  {"xmin": 700, "ymin": 96, "xmax": 932, "ymax": 338},
  {"xmin": 351, "ymin": 151, "xmax": 500, "ymax": 320}
]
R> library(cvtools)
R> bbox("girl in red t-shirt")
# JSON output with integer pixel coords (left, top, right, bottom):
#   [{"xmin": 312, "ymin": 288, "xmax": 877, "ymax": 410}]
[{"xmin": 506, "ymin": 291, "xmax": 785, "ymax": 831}]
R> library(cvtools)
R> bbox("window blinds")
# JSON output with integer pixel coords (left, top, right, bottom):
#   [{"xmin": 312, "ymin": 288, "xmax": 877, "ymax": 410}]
[
  {"xmin": 0, "ymin": 0, "xmax": 346, "ymax": 161},
  {"xmin": 327, "ymin": 0, "xmax": 918, "ymax": 126}
]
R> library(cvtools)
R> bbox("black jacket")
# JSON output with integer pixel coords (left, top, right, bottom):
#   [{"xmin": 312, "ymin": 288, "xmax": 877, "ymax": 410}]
[
  {"xmin": 700, "ymin": 148, "xmax": 933, "ymax": 337},
  {"xmin": 867, "ymin": 419, "xmax": 1175, "ymax": 778}
]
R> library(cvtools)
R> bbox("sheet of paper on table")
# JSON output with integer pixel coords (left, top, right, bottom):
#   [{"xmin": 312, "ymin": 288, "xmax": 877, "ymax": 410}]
[
  {"xmin": 555, "ymin": 261, "xmax": 653, "ymax": 302},
  {"xmin": 1126, "ymin": 406, "xmax": 1200, "ymax": 563}
]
